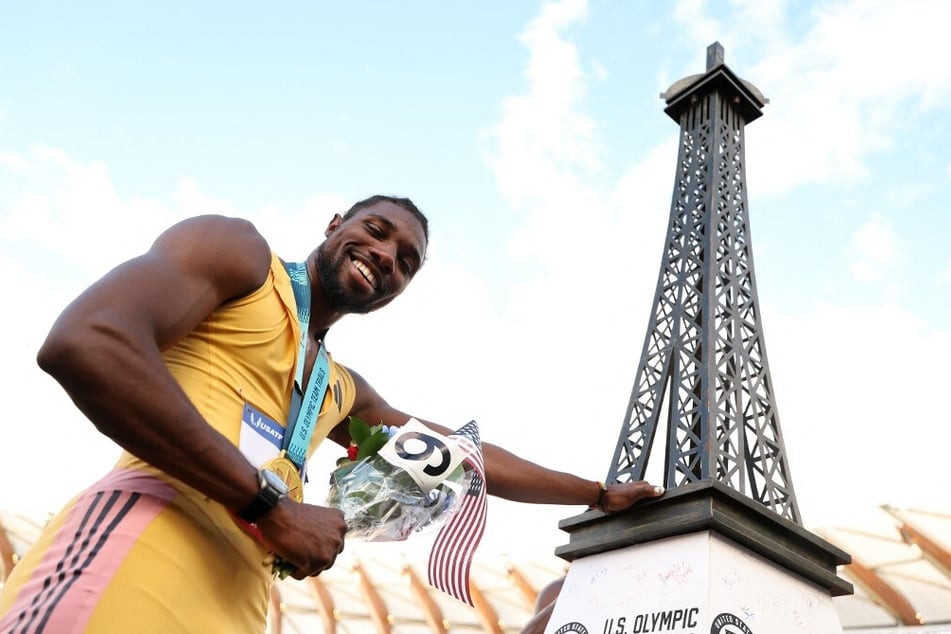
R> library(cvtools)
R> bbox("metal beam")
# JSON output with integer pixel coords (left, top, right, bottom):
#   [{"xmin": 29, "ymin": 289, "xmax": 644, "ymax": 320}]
[
  {"xmin": 353, "ymin": 561, "xmax": 392, "ymax": 634},
  {"xmin": 403, "ymin": 564, "xmax": 448, "ymax": 634},
  {"xmin": 883, "ymin": 506, "xmax": 951, "ymax": 580},
  {"xmin": 817, "ymin": 526, "xmax": 922, "ymax": 628},
  {"xmin": 505, "ymin": 563, "xmax": 538, "ymax": 610},
  {"xmin": 306, "ymin": 577, "xmax": 338, "ymax": 634},
  {"xmin": 840, "ymin": 555, "xmax": 922, "ymax": 626},
  {"xmin": 470, "ymin": 582, "xmax": 503, "ymax": 634}
]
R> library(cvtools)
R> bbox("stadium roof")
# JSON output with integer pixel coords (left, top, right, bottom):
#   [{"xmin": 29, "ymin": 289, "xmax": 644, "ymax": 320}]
[{"xmin": 2, "ymin": 505, "xmax": 949, "ymax": 632}]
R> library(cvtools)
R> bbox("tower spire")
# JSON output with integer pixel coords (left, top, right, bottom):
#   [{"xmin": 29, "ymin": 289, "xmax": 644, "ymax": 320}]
[{"xmin": 606, "ymin": 43, "xmax": 800, "ymax": 523}]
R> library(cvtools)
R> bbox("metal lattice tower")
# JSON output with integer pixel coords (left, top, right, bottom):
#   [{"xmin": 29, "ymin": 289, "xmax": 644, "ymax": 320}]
[{"xmin": 606, "ymin": 42, "xmax": 801, "ymax": 524}]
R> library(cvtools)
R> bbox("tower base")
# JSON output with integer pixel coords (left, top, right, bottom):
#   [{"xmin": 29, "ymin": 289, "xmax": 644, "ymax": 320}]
[
  {"xmin": 546, "ymin": 531, "xmax": 843, "ymax": 634},
  {"xmin": 546, "ymin": 481, "xmax": 851, "ymax": 634}
]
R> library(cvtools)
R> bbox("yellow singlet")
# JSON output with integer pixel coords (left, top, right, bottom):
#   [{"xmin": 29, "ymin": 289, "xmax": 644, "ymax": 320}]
[{"xmin": 0, "ymin": 253, "xmax": 356, "ymax": 633}]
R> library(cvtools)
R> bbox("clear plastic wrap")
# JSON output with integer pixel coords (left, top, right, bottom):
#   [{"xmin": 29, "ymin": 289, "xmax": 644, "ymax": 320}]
[{"xmin": 327, "ymin": 455, "xmax": 472, "ymax": 542}]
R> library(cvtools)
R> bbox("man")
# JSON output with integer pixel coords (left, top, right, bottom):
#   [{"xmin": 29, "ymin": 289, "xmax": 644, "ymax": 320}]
[{"xmin": 0, "ymin": 195, "xmax": 663, "ymax": 633}]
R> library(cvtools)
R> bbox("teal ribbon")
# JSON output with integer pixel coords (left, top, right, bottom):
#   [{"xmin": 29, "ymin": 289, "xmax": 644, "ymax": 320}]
[{"xmin": 283, "ymin": 261, "xmax": 331, "ymax": 471}]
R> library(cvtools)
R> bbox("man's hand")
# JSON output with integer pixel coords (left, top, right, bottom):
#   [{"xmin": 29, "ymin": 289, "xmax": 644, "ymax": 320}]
[
  {"xmin": 599, "ymin": 480, "xmax": 665, "ymax": 513},
  {"xmin": 257, "ymin": 501, "xmax": 348, "ymax": 579}
]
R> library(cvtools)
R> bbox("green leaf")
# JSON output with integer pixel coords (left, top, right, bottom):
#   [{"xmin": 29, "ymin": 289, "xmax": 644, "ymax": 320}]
[
  {"xmin": 348, "ymin": 416, "xmax": 371, "ymax": 444},
  {"xmin": 357, "ymin": 431, "xmax": 391, "ymax": 460}
]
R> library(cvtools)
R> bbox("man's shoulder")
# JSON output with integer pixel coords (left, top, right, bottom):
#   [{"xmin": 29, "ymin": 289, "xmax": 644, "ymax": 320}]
[{"xmin": 175, "ymin": 214, "xmax": 268, "ymax": 244}]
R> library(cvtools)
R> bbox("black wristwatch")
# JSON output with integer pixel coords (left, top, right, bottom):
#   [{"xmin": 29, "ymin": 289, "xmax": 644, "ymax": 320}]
[{"xmin": 236, "ymin": 469, "xmax": 289, "ymax": 523}]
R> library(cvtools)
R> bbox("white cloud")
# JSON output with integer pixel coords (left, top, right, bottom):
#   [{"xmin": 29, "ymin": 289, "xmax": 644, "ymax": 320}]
[
  {"xmin": 254, "ymin": 193, "xmax": 353, "ymax": 259},
  {"xmin": 611, "ymin": 135, "xmax": 678, "ymax": 228},
  {"xmin": 937, "ymin": 259, "xmax": 951, "ymax": 285},
  {"xmin": 0, "ymin": 250, "xmax": 121, "ymax": 514},
  {"xmin": 0, "ymin": 152, "xmax": 191, "ymax": 512},
  {"xmin": 173, "ymin": 176, "xmax": 237, "ymax": 219},
  {"xmin": 845, "ymin": 215, "xmax": 901, "ymax": 283},
  {"xmin": 767, "ymin": 301, "xmax": 951, "ymax": 527},
  {"xmin": 672, "ymin": 0, "xmax": 951, "ymax": 197},
  {"xmin": 672, "ymin": 0, "xmax": 722, "ymax": 47},
  {"xmin": 0, "ymin": 146, "xmax": 185, "ymax": 277},
  {"xmin": 0, "ymin": 150, "xmax": 28, "ymax": 171},
  {"xmin": 467, "ymin": 0, "xmax": 680, "ymax": 551},
  {"xmin": 483, "ymin": 0, "xmax": 600, "ymax": 214}
]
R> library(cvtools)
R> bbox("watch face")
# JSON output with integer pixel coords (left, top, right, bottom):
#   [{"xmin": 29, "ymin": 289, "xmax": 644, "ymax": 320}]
[{"xmin": 262, "ymin": 469, "xmax": 290, "ymax": 495}]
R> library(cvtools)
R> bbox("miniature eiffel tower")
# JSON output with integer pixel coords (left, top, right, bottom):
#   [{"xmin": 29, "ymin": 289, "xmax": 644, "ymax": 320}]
[
  {"xmin": 547, "ymin": 43, "xmax": 850, "ymax": 634},
  {"xmin": 605, "ymin": 41, "xmax": 801, "ymax": 524}
]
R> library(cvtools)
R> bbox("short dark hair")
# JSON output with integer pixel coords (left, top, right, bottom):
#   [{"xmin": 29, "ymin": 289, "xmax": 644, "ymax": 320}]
[{"xmin": 342, "ymin": 195, "xmax": 429, "ymax": 242}]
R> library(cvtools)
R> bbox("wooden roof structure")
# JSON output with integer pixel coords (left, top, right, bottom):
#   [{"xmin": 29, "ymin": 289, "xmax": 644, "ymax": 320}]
[{"xmin": 2, "ymin": 505, "xmax": 950, "ymax": 632}]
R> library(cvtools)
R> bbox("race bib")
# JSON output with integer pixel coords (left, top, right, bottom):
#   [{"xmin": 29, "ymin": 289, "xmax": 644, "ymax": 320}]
[
  {"xmin": 377, "ymin": 419, "xmax": 467, "ymax": 493},
  {"xmin": 238, "ymin": 402, "xmax": 284, "ymax": 468}
]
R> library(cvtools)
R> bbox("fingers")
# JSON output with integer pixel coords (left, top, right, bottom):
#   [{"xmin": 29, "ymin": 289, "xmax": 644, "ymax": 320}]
[
  {"xmin": 602, "ymin": 481, "xmax": 666, "ymax": 512},
  {"xmin": 263, "ymin": 504, "xmax": 348, "ymax": 579},
  {"xmin": 289, "ymin": 561, "xmax": 331, "ymax": 580},
  {"xmin": 636, "ymin": 482, "xmax": 665, "ymax": 502},
  {"xmin": 304, "ymin": 536, "xmax": 346, "ymax": 577},
  {"xmin": 288, "ymin": 545, "xmax": 343, "ymax": 579}
]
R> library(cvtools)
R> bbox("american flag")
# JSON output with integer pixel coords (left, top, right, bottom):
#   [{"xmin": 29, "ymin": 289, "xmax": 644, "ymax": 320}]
[{"xmin": 427, "ymin": 420, "xmax": 486, "ymax": 606}]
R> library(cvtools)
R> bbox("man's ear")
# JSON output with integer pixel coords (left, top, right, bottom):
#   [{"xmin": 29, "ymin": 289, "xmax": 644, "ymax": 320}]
[{"xmin": 324, "ymin": 213, "xmax": 344, "ymax": 237}]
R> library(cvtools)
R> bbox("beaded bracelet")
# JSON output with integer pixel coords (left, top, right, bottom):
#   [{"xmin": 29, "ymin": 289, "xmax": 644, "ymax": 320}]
[{"xmin": 595, "ymin": 481, "xmax": 607, "ymax": 510}]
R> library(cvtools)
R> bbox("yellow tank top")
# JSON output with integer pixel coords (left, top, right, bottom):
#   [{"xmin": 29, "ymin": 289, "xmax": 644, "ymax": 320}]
[{"xmin": 117, "ymin": 250, "xmax": 356, "ymax": 489}]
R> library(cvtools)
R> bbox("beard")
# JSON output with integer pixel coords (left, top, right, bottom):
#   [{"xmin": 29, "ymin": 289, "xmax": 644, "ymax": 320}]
[{"xmin": 315, "ymin": 242, "xmax": 375, "ymax": 314}]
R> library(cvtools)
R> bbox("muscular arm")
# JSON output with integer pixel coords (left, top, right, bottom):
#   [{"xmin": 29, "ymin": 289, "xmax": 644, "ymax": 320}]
[
  {"xmin": 332, "ymin": 369, "xmax": 663, "ymax": 511},
  {"xmin": 39, "ymin": 215, "xmax": 348, "ymax": 577},
  {"xmin": 37, "ymin": 215, "xmax": 272, "ymax": 510}
]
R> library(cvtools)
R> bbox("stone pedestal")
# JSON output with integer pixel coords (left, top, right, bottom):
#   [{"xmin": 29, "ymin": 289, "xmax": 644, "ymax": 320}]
[{"xmin": 545, "ymin": 481, "xmax": 851, "ymax": 634}]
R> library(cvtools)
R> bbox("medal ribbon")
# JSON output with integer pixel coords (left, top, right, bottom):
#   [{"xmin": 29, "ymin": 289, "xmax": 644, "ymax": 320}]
[{"xmin": 283, "ymin": 261, "xmax": 331, "ymax": 471}]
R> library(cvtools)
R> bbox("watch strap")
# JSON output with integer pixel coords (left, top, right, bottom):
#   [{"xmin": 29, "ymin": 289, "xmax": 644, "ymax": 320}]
[{"xmin": 236, "ymin": 469, "xmax": 287, "ymax": 523}]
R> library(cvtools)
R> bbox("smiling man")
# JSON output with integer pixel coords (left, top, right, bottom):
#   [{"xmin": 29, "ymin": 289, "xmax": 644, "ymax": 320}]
[
  {"xmin": 314, "ymin": 196, "xmax": 426, "ymax": 315},
  {"xmin": 0, "ymin": 194, "xmax": 662, "ymax": 633}
]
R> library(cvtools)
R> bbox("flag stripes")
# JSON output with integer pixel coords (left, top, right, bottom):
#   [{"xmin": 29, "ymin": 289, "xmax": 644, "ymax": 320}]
[{"xmin": 427, "ymin": 421, "xmax": 486, "ymax": 606}]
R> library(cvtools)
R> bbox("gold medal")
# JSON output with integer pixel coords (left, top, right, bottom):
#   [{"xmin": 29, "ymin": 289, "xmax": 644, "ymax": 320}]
[{"xmin": 261, "ymin": 451, "xmax": 304, "ymax": 503}]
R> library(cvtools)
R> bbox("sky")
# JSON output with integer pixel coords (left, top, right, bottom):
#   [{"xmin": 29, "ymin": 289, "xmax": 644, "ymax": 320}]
[{"xmin": 1, "ymin": 0, "xmax": 950, "ymax": 563}]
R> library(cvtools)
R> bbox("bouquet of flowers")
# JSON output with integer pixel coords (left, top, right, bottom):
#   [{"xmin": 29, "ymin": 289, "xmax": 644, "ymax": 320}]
[{"xmin": 326, "ymin": 417, "xmax": 474, "ymax": 542}]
